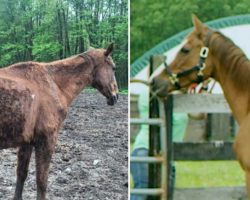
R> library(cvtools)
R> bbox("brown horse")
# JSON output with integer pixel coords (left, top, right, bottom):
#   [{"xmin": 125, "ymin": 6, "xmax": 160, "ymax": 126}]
[
  {"xmin": 151, "ymin": 15, "xmax": 250, "ymax": 197},
  {"xmin": 0, "ymin": 43, "xmax": 118, "ymax": 200}
]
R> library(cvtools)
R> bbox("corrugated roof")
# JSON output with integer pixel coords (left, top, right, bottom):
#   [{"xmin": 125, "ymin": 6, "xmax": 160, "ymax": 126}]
[{"xmin": 131, "ymin": 14, "xmax": 250, "ymax": 77}]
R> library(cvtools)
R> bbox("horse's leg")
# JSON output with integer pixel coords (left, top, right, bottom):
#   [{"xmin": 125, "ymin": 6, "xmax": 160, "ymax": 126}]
[
  {"xmin": 233, "ymin": 116, "xmax": 250, "ymax": 198},
  {"xmin": 13, "ymin": 144, "xmax": 33, "ymax": 200},
  {"xmin": 34, "ymin": 135, "xmax": 56, "ymax": 200}
]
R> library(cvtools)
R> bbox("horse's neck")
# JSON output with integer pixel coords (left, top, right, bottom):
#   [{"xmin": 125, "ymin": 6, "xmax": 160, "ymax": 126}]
[
  {"xmin": 216, "ymin": 74, "xmax": 248, "ymax": 123},
  {"xmin": 211, "ymin": 36, "xmax": 250, "ymax": 123},
  {"xmin": 47, "ymin": 56, "xmax": 94, "ymax": 106}
]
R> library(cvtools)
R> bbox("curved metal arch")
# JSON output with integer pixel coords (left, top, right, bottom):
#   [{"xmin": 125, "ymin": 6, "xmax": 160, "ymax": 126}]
[{"xmin": 131, "ymin": 14, "xmax": 250, "ymax": 78}]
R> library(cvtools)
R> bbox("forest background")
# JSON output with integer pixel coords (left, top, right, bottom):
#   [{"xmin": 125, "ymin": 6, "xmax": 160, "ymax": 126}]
[
  {"xmin": 131, "ymin": 0, "xmax": 250, "ymax": 63},
  {"xmin": 0, "ymin": 0, "xmax": 128, "ymax": 88}
]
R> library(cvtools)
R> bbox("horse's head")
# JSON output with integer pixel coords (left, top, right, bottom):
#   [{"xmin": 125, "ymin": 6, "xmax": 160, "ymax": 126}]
[
  {"xmin": 151, "ymin": 15, "xmax": 215, "ymax": 97},
  {"xmin": 91, "ymin": 43, "xmax": 119, "ymax": 106}
]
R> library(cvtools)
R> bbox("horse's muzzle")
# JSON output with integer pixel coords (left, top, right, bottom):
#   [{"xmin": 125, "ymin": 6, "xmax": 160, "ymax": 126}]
[
  {"xmin": 107, "ymin": 94, "xmax": 118, "ymax": 106},
  {"xmin": 150, "ymin": 78, "xmax": 169, "ymax": 98}
]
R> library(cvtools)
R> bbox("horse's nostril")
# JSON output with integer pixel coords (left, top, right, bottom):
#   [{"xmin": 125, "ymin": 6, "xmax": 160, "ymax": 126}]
[
  {"xmin": 113, "ymin": 95, "xmax": 117, "ymax": 102},
  {"xmin": 149, "ymin": 78, "xmax": 169, "ymax": 97}
]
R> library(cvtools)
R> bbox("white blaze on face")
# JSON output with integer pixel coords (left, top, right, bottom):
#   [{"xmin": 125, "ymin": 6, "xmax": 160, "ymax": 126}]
[
  {"xmin": 112, "ymin": 75, "xmax": 118, "ymax": 95},
  {"xmin": 31, "ymin": 94, "xmax": 35, "ymax": 99}
]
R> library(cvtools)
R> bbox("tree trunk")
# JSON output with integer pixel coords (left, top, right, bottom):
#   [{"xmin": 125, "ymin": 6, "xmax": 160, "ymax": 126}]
[
  {"xmin": 62, "ymin": 7, "xmax": 70, "ymax": 57},
  {"xmin": 57, "ymin": 8, "xmax": 63, "ymax": 59}
]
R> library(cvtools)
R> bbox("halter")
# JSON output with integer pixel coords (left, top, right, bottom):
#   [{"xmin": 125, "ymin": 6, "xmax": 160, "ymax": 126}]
[
  {"xmin": 79, "ymin": 52, "xmax": 97, "ymax": 67},
  {"xmin": 164, "ymin": 30, "xmax": 213, "ymax": 90}
]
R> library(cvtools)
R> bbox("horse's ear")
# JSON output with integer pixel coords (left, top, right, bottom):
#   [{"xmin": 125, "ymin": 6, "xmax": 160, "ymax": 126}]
[
  {"xmin": 192, "ymin": 14, "xmax": 204, "ymax": 35},
  {"xmin": 104, "ymin": 43, "xmax": 114, "ymax": 57}
]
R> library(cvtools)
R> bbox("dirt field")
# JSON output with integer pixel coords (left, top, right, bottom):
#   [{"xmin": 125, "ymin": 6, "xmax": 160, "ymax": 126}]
[{"xmin": 0, "ymin": 90, "xmax": 128, "ymax": 200}]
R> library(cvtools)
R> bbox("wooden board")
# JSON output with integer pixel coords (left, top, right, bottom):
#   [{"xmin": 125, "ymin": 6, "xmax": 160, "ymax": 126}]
[
  {"xmin": 173, "ymin": 142, "xmax": 235, "ymax": 161},
  {"xmin": 209, "ymin": 114, "xmax": 234, "ymax": 140},
  {"xmin": 172, "ymin": 94, "xmax": 231, "ymax": 113}
]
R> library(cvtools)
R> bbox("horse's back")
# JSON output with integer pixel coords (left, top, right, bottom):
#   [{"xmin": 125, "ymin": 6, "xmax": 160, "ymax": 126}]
[
  {"xmin": 0, "ymin": 61, "xmax": 67, "ymax": 149},
  {"xmin": 0, "ymin": 76, "xmax": 38, "ymax": 149}
]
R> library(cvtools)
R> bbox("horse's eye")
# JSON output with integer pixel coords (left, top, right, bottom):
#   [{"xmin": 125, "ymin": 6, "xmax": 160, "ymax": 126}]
[{"xmin": 180, "ymin": 47, "xmax": 190, "ymax": 54}]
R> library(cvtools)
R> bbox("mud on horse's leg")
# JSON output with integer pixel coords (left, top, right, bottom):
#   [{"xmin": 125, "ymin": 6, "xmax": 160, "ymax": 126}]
[
  {"xmin": 13, "ymin": 144, "xmax": 33, "ymax": 200},
  {"xmin": 35, "ymin": 134, "xmax": 57, "ymax": 200}
]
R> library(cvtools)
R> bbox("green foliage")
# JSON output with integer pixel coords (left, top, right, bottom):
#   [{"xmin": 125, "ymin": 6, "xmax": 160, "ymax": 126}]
[
  {"xmin": 32, "ymin": 34, "xmax": 61, "ymax": 61},
  {"xmin": 0, "ymin": 0, "xmax": 128, "ymax": 88},
  {"xmin": 131, "ymin": 0, "xmax": 250, "ymax": 62},
  {"xmin": 119, "ymin": 89, "xmax": 128, "ymax": 94}
]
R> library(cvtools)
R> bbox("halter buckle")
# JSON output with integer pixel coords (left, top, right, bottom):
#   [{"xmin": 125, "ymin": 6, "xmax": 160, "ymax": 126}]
[
  {"xmin": 198, "ymin": 63, "xmax": 206, "ymax": 76},
  {"xmin": 200, "ymin": 47, "xmax": 209, "ymax": 59},
  {"xmin": 169, "ymin": 73, "xmax": 179, "ymax": 85},
  {"xmin": 200, "ymin": 63, "xmax": 206, "ymax": 71},
  {"xmin": 197, "ymin": 70, "xmax": 204, "ymax": 77}
]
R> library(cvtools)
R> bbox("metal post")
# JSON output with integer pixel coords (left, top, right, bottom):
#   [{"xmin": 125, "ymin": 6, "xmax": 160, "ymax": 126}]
[
  {"xmin": 165, "ymin": 95, "xmax": 174, "ymax": 200},
  {"xmin": 130, "ymin": 55, "xmax": 168, "ymax": 199},
  {"xmin": 149, "ymin": 56, "xmax": 161, "ymax": 200},
  {"xmin": 159, "ymin": 102, "xmax": 167, "ymax": 200}
]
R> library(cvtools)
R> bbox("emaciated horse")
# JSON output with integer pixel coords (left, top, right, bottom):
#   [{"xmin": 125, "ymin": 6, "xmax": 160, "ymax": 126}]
[
  {"xmin": 151, "ymin": 15, "xmax": 250, "ymax": 197},
  {"xmin": 0, "ymin": 43, "xmax": 118, "ymax": 200}
]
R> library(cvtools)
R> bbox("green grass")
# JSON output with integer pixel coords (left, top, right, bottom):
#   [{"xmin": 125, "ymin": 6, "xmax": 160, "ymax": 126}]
[
  {"xmin": 175, "ymin": 161, "xmax": 245, "ymax": 188},
  {"xmin": 130, "ymin": 141, "xmax": 245, "ymax": 188},
  {"xmin": 130, "ymin": 161, "xmax": 245, "ymax": 188},
  {"xmin": 84, "ymin": 87, "xmax": 128, "ymax": 94},
  {"xmin": 119, "ymin": 89, "xmax": 128, "ymax": 94},
  {"xmin": 84, "ymin": 87, "xmax": 97, "ymax": 92}
]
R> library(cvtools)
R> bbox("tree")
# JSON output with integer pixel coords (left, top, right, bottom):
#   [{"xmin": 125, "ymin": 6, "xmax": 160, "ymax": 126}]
[
  {"xmin": 0, "ymin": 0, "xmax": 128, "ymax": 88},
  {"xmin": 131, "ymin": 0, "xmax": 250, "ymax": 62}
]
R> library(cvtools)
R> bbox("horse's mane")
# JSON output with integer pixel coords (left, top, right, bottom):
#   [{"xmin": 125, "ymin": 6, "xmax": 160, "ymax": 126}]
[
  {"xmin": 4, "ymin": 49, "xmax": 101, "ymax": 78},
  {"xmin": 9, "ymin": 61, "xmax": 40, "ymax": 69},
  {"xmin": 46, "ymin": 53, "xmax": 92, "ymax": 75},
  {"xmin": 210, "ymin": 31, "xmax": 250, "ymax": 90},
  {"xmin": 8, "ymin": 61, "xmax": 46, "ymax": 76}
]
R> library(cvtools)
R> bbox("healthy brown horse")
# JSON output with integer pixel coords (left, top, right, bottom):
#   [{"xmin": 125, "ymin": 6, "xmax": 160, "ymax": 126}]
[
  {"xmin": 0, "ymin": 43, "xmax": 118, "ymax": 200},
  {"xmin": 151, "ymin": 15, "xmax": 250, "ymax": 197}
]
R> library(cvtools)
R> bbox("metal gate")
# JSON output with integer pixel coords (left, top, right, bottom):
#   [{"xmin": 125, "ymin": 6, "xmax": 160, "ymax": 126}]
[
  {"xmin": 130, "ymin": 55, "xmax": 171, "ymax": 200},
  {"xmin": 130, "ymin": 54, "xmax": 237, "ymax": 200},
  {"xmin": 130, "ymin": 100, "xmax": 168, "ymax": 200}
]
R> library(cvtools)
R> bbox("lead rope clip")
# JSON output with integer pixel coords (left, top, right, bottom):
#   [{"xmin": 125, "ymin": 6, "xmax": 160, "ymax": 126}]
[{"xmin": 169, "ymin": 73, "xmax": 179, "ymax": 85}]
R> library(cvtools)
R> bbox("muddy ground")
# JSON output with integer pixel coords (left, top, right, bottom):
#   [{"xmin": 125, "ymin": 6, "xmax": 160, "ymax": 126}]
[{"xmin": 0, "ymin": 90, "xmax": 128, "ymax": 200}]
